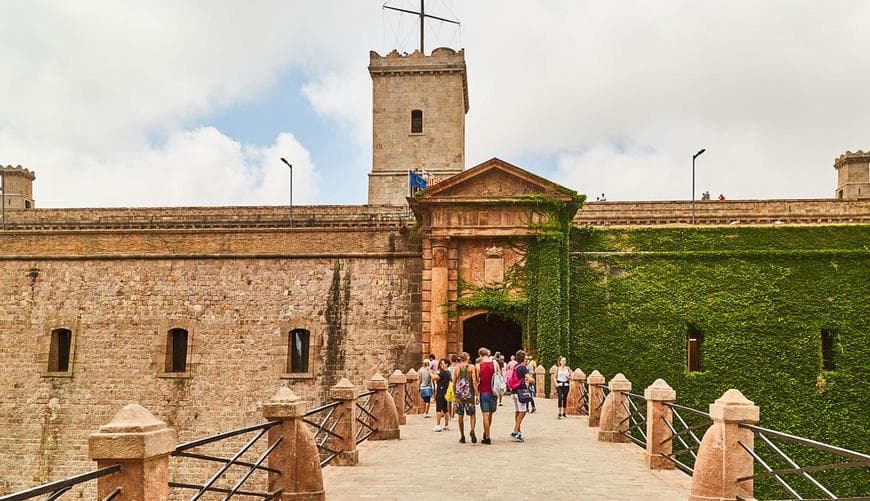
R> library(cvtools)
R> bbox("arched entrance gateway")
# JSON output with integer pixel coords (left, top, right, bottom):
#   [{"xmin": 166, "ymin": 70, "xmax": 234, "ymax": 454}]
[
  {"xmin": 461, "ymin": 313, "xmax": 522, "ymax": 359},
  {"xmin": 410, "ymin": 158, "xmax": 580, "ymax": 359}
]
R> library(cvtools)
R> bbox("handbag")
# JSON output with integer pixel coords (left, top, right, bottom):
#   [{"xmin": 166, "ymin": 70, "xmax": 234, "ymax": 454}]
[
  {"xmin": 420, "ymin": 385, "xmax": 433, "ymax": 398},
  {"xmin": 445, "ymin": 381, "xmax": 455, "ymax": 403},
  {"xmin": 516, "ymin": 386, "xmax": 532, "ymax": 404},
  {"xmin": 490, "ymin": 361, "xmax": 506, "ymax": 397}
]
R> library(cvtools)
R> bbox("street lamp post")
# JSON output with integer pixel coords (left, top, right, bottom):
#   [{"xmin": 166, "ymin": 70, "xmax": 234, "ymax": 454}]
[
  {"xmin": 280, "ymin": 158, "xmax": 293, "ymax": 228},
  {"xmin": 692, "ymin": 148, "xmax": 706, "ymax": 224}
]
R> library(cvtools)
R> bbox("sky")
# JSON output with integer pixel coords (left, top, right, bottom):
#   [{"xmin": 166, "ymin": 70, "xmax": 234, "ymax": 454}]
[{"xmin": 1, "ymin": 0, "xmax": 868, "ymax": 207}]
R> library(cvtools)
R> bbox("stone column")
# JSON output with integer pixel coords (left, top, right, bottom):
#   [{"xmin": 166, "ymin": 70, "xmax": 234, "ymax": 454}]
[
  {"xmin": 405, "ymin": 368, "xmax": 420, "ymax": 415},
  {"xmin": 566, "ymin": 369, "xmax": 585, "ymax": 416},
  {"xmin": 389, "ymin": 370, "xmax": 407, "ymax": 425},
  {"xmin": 587, "ymin": 370, "xmax": 606, "ymax": 427},
  {"xmin": 549, "ymin": 365, "xmax": 558, "ymax": 399},
  {"xmin": 430, "ymin": 239, "xmax": 449, "ymax": 358},
  {"xmin": 367, "ymin": 373, "xmax": 400, "ymax": 440},
  {"xmin": 534, "ymin": 365, "xmax": 547, "ymax": 399},
  {"xmin": 329, "ymin": 378, "xmax": 359, "ymax": 466},
  {"xmin": 689, "ymin": 389, "xmax": 759, "ymax": 501},
  {"xmin": 644, "ymin": 379, "xmax": 676, "ymax": 470},
  {"xmin": 598, "ymin": 373, "xmax": 631, "ymax": 443},
  {"xmin": 88, "ymin": 404, "xmax": 176, "ymax": 501},
  {"xmin": 262, "ymin": 387, "xmax": 325, "ymax": 501}
]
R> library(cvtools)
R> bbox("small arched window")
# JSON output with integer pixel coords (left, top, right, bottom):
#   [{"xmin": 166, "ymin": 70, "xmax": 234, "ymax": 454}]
[
  {"xmin": 821, "ymin": 329, "xmax": 835, "ymax": 371},
  {"xmin": 166, "ymin": 328, "xmax": 189, "ymax": 373},
  {"xmin": 410, "ymin": 109, "xmax": 423, "ymax": 134},
  {"xmin": 687, "ymin": 327, "xmax": 703, "ymax": 372},
  {"xmin": 49, "ymin": 328, "xmax": 72, "ymax": 373},
  {"xmin": 288, "ymin": 329, "xmax": 310, "ymax": 373}
]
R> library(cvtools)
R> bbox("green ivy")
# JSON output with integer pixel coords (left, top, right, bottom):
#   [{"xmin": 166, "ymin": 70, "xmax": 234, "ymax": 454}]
[{"xmin": 570, "ymin": 225, "xmax": 870, "ymax": 498}]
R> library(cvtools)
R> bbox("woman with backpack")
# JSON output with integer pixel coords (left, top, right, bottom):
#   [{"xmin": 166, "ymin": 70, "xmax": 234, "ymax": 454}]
[
  {"xmin": 453, "ymin": 352, "xmax": 478, "ymax": 444},
  {"xmin": 510, "ymin": 350, "xmax": 535, "ymax": 442},
  {"xmin": 432, "ymin": 358, "xmax": 452, "ymax": 432},
  {"xmin": 554, "ymin": 356, "xmax": 572, "ymax": 419}
]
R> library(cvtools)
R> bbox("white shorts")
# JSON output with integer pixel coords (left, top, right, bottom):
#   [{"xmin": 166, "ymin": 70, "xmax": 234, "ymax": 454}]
[{"xmin": 512, "ymin": 393, "xmax": 528, "ymax": 413}]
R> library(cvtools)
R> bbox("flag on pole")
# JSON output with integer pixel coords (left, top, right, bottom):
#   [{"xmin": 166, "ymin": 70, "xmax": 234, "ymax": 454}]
[{"xmin": 409, "ymin": 170, "xmax": 428, "ymax": 196}]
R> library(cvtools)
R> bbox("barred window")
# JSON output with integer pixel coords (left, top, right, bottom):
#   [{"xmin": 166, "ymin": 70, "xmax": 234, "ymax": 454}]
[
  {"xmin": 288, "ymin": 329, "xmax": 310, "ymax": 373},
  {"xmin": 411, "ymin": 109, "xmax": 423, "ymax": 134}
]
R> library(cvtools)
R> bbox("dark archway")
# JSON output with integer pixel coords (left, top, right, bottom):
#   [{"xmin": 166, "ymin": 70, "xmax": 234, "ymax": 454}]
[{"xmin": 462, "ymin": 313, "xmax": 522, "ymax": 359}]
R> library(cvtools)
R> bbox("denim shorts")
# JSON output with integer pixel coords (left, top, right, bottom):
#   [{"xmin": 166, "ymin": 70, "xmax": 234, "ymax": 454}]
[{"xmin": 479, "ymin": 392, "xmax": 497, "ymax": 413}]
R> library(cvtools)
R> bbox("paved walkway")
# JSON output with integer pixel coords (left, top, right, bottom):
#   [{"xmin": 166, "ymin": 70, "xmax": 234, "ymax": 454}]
[{"xmin": 322, "ymin": 398, "xmax": 690, "ymax": 500}]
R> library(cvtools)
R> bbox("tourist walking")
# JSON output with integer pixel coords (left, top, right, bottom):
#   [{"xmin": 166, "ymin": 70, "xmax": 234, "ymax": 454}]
[
  {"xmin": 476, "ymin": 347, "xmax": 500, "ymax": 444},
  {"xmin": 432, "ymin": 358, "xmax": 452, "ymax": 432},
  {"xmin": 453, "ymin": 352, "xmax": 478, "ymax": 444},
  {"xmin": 419, "ymin": 359, "xmax": 433, "ymax": 418},
  {"xmin": 511, "ymin": 350, "xmax": 534, "ymax": 442},
  {"xmin": 525, "ymin": 358, "xmax": 537, "ymax": 413},
  {"xmin": 554, "ymin": 356, "xmax": 571, "ymax": 419},
  {"xmin": 494, "ymin": 352, "xmax": 506, "ymax": 406},
  {"xmin": 447, "ymin": 354, "xmax": 459, "ymax": 420}
]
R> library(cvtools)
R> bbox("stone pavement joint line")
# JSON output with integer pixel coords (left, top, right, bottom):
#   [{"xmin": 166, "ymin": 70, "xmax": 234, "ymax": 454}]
[{"xmin": 322, "ymin": 398, "xmax": 691, "ymax": 500}]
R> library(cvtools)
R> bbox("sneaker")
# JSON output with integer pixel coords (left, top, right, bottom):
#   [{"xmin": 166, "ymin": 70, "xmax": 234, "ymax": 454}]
[
  {"xmin": 433, "ymin": 425, "xmax": 442, "ymax": 432},
  {"xmin": 557, "ymin": 415, "xmax": 563, "ymax": 420},
  {"xmin": 459, "ymin": 435, "xmax": 466, "ymax": 444},
  {"xmin": 424, "ymin": 414, "xmax": 431, "ymax": 419},
  {"xmin": 443, "ymin": 425, "xmax": 450, "ymax": 431},
  {"xmin": 499, "ymin": 402, "xmax": 504, "ymax": 406},
  {"xmin": 481, "ymin": 437, "xmax": 492, "ymax": 445},
  {"xmin": 470, "ymin": 430, "xmax": 477, "ymax": 443},
  {"xmin": 513, "ymin": 434, "xmax": 524, "ymax": 443},
  {"xmin": 510, "ymin": 431, "xmax": 519, "ymax": 437}
]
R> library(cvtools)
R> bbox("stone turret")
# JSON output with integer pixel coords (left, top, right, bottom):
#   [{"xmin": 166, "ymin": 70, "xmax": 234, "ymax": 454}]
[
  {"xmin": 834, "ymin": 150, "xmax": 870, "ymax": 200},
  {"xmin": 368, "ymin": 47, "xmax": 469, "ymax": 205},
  {"xmin": 1, "ymin": 165, "xmax": 36, "ymax": 209}
]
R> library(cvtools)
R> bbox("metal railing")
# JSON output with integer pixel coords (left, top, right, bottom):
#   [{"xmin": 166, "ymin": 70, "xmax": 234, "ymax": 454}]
[
  {"xmin": 0, "ymin": 465, "xmax": 122, "ymax": 501},
  {"xmin": 404, "ymin": 384, "xmax": 415, "ymax": 414},
  {"xmin": 303, "ymin": 400, "xmax": 345, "ymax": 467},
  {"xmin": 355, "ymin": 390, "xmax": 379, "ymax": 445},
  {"xmin": 621, "ymin": 392, "xmax": 648, "ymax": 448},
  {"xmin": 579, "ymin": 385, "xmax": 589, "ymax": 414},
  {"xmin": 736, "ymin": 423, "xmax": 870, "ymax": 500},
  {"xmin": 592, "ymin": 384, "xmax": 609, "ymax": 414},
  {"xmin": 169, "ymin": 420, "xmax": 283, "ymax": 500},
  {"xmin": 659, "ymin": 402, "xmax": 712, "ymax": 474}
]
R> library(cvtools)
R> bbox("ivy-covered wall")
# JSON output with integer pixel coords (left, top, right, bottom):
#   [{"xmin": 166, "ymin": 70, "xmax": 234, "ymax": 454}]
[{"xmin": 569, "ymin": 225, "xmax": 870, "ymax": 497}]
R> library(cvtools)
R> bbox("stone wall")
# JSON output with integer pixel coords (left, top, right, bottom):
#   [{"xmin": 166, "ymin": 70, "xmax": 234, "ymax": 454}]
[
  {"xmin": 575, "ymin": 199, "xmax": 870, "ymax": 226},
  {"xmin": 0, "ymin": 206, "xmax": 422, "ymax": 495}
]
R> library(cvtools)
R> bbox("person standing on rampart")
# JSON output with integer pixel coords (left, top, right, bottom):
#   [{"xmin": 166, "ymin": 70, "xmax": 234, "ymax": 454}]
[
  {"xmin": 554, "ymin": 356, "xmax": 571, "ymax": 419},
  {"xmin": 477, "ymin": 347, "xmax": 499, "ymax": 444},
  {"xmin": 454, "ymin": 352, "xmax": 478, "ymax": 444},
  {"xmin": 510, "ymin": 350, "xmax": 534, "ymax": 442},
  {"xmin": 419, "ymin": 359, "xmax": 434, "ymax": 418}
]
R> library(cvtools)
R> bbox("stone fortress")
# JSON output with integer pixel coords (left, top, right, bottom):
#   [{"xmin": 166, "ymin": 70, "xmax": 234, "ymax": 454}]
[{"xmin": 0, "ymin": 45, "xmax": 869, "ymax": 494}]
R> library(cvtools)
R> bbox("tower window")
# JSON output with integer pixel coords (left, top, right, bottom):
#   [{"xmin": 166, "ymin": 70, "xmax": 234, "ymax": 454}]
[
  {"xmin": 48, "ymin": 328, "xmax": 72, "ymax": 373},
  {"xmin": 411, "ymin": 109, "xmax": 423, "ymax": 134},
  {"xmin": 687, "ymin": 326, "xmax": 703, "ymax": 372},
  {"xmin": 288, "ymin": 329, "xmax": 310, "ymax": 373},
  {"xmin": 166, "ymin": 328, "xmax": 188, "ymax": 373},
  {"xmin": 821, "ymin": 329, "xmax": 835, "ymax": 371}
]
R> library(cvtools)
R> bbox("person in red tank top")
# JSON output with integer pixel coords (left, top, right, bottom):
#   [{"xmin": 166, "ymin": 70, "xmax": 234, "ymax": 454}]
[{"xmin": 476, "ymin": 347, "xmax": 498, "ymax": 444}]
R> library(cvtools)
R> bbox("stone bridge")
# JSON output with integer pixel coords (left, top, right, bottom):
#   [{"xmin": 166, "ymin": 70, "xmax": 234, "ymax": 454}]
[{"xmin": 4, "ymin": 368, "xmax": 867, "ymax": 500}]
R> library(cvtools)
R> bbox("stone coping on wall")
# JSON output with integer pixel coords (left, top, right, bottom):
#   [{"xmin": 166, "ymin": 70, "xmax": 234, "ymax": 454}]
[
  {"xmin": 0, "ymin": 204, "xmax": 414, "ymax": 231},
  {"xmin": 575, "ymin": 198, "xmax": 870, "ymax": 226}
]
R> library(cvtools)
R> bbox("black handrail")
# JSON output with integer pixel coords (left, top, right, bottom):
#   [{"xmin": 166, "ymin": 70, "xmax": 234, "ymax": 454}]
[
  {"xmin": 0, "ymin": 464, "xmax": 121, "ymax": 501},
  {"xmin": 736, "ymin": 423, "xmax": 870, "ymax": 499},
  {"xmin": 658, "ymin": 402, "xmax": 712, "ymax": 475},
  {"xmin": 173, "ymin": 420, "xmax": 281, "ymax": 452},
  {"xmin": 620, "ymin": 392, "xmax": 648, "ymax": 448}
]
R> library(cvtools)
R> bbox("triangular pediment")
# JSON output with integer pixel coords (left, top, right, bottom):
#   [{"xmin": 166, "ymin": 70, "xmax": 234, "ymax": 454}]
[{"xmin": 421, "ymin": 158, "xmax": 576, "ymax": 200}]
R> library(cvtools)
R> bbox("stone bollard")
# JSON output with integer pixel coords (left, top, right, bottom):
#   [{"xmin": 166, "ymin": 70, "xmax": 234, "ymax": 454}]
[
  {"xmin": 689, "ymin": 389, "xmax": 759, "ymax": 501},
  {"xmin": 549, "ymin": 365, "xmax": 558, "ymax": 399},
  {"xmin": 587, "ymin": 370, "xmax": 606, "ymax": 427},
  {"xmin": 566, "ymin": 368, "xmax": 586, "ymax": 416},
  {"xmin": 405, "ymin": 368, "xmax": 420, "ymax": 415},
  {"xmin": 598, "ymin": 373, "xmax": 632, "ymax": 443},
  {"xmin": 329, "ymin": 378, "xmax": 360, "ymax": 466},
  {"xmin": 389, "ymin": 370, "xmax": 407, "ymax": 425},
  {"xmin": 88, "ymin": 403, "xmax": 176, "ymax": 501},
  {"xmin": 644, "ymin": 379, "xmax": 676, "ymax": 470},
  {"xmin": 367, "ymin": 373, "xmax": 401, "ymax": 440},
  {"xmin": 534, "ymin": 365, "xmax": 547, "ymax": 399},
  {"xmin": 262, "ymin": 387, "xmax": 325, "ymax": 500}
]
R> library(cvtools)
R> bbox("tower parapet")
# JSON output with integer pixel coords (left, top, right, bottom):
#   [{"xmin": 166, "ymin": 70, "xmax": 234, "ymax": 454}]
[
  {"xmin": 1, "ymin": 165, "xmax": 36, "ymax": 209},
  {"xmin": 834, "ymin": 150, "xmax": 870, "ymax": 200},
  {"xmin": 368, "ymin": 48, "xmax": 469, "ymax": 205}
]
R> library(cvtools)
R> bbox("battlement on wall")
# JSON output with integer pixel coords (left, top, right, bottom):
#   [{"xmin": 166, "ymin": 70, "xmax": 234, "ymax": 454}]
[
  {"xmin": 574, "ymin": 199, "xmax": 870, "ymax": 226},
  {"xmin": 1, "ymin": 164, "xmax": 36, "ymax": 180},
  {"xmin": 834, "ymin": 150, "xmax": 870, "ymax": 168},
  {"xmin": 369, "ymin": 48, "xmax": 469, "ymax": 113}
]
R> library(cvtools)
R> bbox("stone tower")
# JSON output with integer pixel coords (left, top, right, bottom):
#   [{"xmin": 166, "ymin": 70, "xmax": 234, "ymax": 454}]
[
  {"xmin": 367, "ymin": 48, "xmax": 469, "ymax": 205},
  {"xmin": 834, "ymin": 151, "xmax": 870, "ymax": 200},
  {"xmin": 1, "ymin": 165, "xmax": 36, "ymax": 209}
]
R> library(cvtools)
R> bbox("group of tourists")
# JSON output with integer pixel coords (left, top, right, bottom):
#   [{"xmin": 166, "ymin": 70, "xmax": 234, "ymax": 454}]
[{"xmin": 418, "ymin": 347, "xmax": 551, "ymax": 444}]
